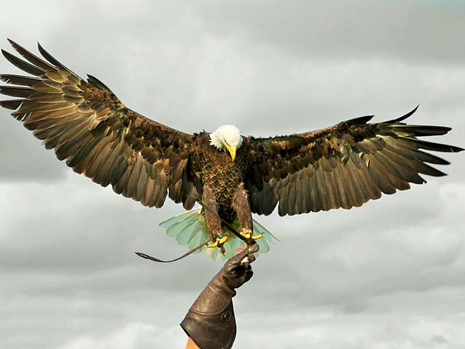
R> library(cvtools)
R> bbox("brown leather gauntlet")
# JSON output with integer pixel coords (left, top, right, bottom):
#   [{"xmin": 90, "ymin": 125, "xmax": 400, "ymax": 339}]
[
  {"xmin": 181, "ymin": 244, "xmax": 258, "ymax": 349},
  {"xmin": 181, "ymin": 271, "xmax": 237, "ymax": 349}
]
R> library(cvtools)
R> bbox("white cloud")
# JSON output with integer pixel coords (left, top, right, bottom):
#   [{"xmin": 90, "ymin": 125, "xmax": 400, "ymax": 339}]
[{"xmin": 58, "ymin": 323, "xmax": 186, "ymax": 349}]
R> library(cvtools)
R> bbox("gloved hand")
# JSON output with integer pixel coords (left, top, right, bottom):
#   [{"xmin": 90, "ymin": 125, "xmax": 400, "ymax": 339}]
[
  {"xmin": 181, "ymin": 243, "xmax": 259, "ymax": 349},
  {"xmin": 222, "ymin": 243, "xmax": 257, "ymax": 290}
]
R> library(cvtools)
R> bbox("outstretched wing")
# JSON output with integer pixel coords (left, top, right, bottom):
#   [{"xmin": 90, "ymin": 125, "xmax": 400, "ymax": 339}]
[
  {"xmin": 245, "ymin": 107, "xmax": 463, "ymax": 216},
  {"xmin": 0, "ymin": 40, "xmax": 198, "ymax": 209}
]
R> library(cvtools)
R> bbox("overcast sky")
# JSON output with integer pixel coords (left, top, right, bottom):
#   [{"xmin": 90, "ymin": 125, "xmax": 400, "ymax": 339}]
[{"xmin": 1, "ymin": 1, "xmax": 465, "ymax": 348}]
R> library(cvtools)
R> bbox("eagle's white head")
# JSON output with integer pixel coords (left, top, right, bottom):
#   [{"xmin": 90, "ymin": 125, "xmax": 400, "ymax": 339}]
[{"xmin": 209, "ymin": 125, "xmax": 243, "ymax": 161}]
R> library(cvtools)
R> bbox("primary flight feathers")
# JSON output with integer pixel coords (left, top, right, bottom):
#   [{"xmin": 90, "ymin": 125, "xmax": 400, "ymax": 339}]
[{"xmin": 0, "ymin": 39, "xmax": 462, "ymax": 222}]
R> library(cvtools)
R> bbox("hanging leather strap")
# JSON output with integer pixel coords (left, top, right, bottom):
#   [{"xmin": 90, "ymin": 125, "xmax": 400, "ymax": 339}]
[
  {"xmin": 136, "ymin": 240, "xmax": 208, "ymax": 263},
  {"xmin": 135, "ymin": 197, "xmax": 253, "ymax": 263}
]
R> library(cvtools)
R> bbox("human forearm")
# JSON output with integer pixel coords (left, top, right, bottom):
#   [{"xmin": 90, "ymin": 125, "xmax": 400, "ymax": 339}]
[{"xmin": 181, "ymin": 244, "xmax": 258, "ymax": 349}]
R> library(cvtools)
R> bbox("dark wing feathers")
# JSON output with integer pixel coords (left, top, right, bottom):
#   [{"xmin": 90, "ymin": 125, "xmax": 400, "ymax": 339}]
[
  {"xmin": 0, "ymin": 40, "xmax": 197, "ymax": 209},
  {"xmin": 2, "ymin": 40, "xmax": 462, "ymax": 219},
  {"xmin": 246, "ymin": 107, "xmax": 463, "ymax": 216}
]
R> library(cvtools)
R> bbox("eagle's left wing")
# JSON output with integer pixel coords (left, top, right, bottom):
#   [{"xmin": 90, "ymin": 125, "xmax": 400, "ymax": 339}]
[
  {"xmin": 0, "ymin": 40, "xmax": 199, "ymax": 209},
  {"xmin": 245, "ymin": 107, "xmax": 463, "ymax": 216}
]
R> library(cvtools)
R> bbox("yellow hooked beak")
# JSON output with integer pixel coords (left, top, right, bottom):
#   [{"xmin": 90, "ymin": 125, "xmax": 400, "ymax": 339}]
[{"xmin": 226, "ymin": 145, "xmax": 237, "ymax": 161}]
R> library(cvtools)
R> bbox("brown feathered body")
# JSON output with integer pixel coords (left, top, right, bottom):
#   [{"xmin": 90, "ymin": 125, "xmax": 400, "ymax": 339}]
[
  {"xmin": 193, "ymin": 133, "xmax": 250, "ymax": 223},
  {"xmin": 0, "ymin": 40, "xmax": 463, "ymax": 250}
]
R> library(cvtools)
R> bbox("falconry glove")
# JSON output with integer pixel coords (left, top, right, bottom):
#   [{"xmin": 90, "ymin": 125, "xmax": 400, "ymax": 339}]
[{"xmin": 181, "ymin": 243, "xmax": 259, "ymax": 349}]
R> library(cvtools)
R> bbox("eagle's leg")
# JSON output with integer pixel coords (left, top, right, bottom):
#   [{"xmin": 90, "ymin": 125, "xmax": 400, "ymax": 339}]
[
  {"xmin": 203, "ymin": 185, "xmax": 228, "ymax": 253},
  {"xmin": 232, "ymin": 183, "xmax": 262, "ymax": 245}
]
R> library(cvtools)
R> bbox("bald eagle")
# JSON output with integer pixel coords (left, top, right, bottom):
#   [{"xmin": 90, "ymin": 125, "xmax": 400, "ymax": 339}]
[{"xmin": 1, "ymin": 40, "xmax": 463, "ymax": 259}]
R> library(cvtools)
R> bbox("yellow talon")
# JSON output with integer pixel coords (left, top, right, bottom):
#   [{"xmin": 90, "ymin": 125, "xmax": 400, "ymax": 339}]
[
  {"xmin": 241, "ymin": 229, "xmax": 262, "ymax": 244},
  {"xmin": 208, "ymin": 238, "xmax": 220, "ymax": 248},
  {"xmin": 240, "ymin": 229, "xmax": 252, "ymax": 240},
  {"xmin": 207, "ymin": 236, "xmax": 228, "ymax": 249}
]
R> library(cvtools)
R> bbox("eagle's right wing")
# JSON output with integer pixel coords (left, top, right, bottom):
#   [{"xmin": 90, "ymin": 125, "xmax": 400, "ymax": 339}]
[
  {"xmin": 0, "ymin": 40, "xmax": 199, "ymax": 209},
  {"xmin": 245, "ymin": 107, "xmax": 463, "ymax": 216}
]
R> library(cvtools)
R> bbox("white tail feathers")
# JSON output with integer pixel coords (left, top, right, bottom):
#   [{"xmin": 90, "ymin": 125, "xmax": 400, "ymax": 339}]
[{"xmin": 159, "ymin": 209, "xmax": 279, "ymax": 260}]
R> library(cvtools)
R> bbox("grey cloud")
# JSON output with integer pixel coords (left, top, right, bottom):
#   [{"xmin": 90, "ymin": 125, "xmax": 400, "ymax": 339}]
[
  {"xmin": 196, "ymin": 0, "xmax": 465, "ymax": 64},
  {"xmin": 0, "ymin": 1, "xmax": 464, "ymax": 349},
  {"xmin": 0, "ymin": 112, "xmax": 66, "ymax": 181}
]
